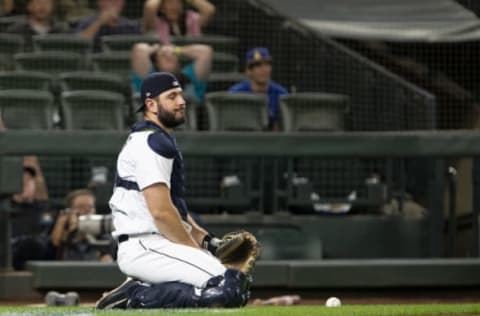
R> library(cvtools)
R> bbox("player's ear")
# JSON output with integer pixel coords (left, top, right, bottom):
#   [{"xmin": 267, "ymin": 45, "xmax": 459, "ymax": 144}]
[{"xmin": 145, "ymin": 98, "xmax": 157, "ymax": 113}]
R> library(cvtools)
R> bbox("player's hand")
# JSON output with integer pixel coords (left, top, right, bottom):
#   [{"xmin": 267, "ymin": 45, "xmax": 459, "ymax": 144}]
[
  {"xmin": 201, "ymin": 234, "xmax": 222, "ymax": 254},
  {"xmin": 67, "ymin": 210, "xmax": 79, "ymax": 233}
]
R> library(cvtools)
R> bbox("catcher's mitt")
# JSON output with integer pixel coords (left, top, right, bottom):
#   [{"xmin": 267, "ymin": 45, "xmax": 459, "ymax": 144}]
[{"xmin": 215, "ymin": 230, "xmax": 260, "ymax": 274}]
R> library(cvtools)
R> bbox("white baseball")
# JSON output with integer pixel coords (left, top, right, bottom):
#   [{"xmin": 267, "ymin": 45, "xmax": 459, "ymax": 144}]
[{"xmin": 325, "ymin": 296, "xmax": 341, "ymax": 307}]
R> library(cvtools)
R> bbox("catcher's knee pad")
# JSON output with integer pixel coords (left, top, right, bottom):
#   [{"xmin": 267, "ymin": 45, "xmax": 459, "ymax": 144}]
[
  {"xmin": 127, "ymin": 269, "xmax": 252, "ymax": 308},
  {"xmin": 198, "ymin": 269, "xmax": 252, "ymax": 308}
]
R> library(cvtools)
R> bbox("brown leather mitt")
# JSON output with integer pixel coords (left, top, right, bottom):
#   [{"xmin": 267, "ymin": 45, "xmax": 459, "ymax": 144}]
[{"xmin": 215, "ymin": 230, "xmax": 260, "ymax": 274}]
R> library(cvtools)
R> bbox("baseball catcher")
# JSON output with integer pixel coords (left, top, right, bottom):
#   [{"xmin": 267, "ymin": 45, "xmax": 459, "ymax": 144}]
[{"xmin": 95, "ymin": 72, "xmax": 260, "ymax": 310}]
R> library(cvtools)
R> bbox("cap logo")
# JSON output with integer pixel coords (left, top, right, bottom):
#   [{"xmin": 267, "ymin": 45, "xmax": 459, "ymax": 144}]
[
  {"xmin": 146, "ymin": 92, "xmax": 151, "ymax": 97},
  {"xmin": 172, "ymin": 81, "xmax": 179, "ymax": 87},
  {"xmin": 254, "ymin": 50, "xmax": 262, "ymax": 61}
]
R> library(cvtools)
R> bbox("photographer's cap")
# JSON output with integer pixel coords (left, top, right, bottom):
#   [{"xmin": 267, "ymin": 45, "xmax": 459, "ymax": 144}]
[{"xmin": 137, "ymin": 72, "xmax": 181, "ymax": 112}]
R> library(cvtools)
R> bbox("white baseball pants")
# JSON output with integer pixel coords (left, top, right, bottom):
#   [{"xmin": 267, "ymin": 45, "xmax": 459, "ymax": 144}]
[{"xmin": 116, "ymin": 234, "xmax": 226, "ymax": 288}]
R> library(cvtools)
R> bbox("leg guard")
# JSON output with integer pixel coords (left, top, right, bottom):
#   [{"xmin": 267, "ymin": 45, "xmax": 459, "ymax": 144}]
[{"xmin": 127, "ymin": 269, "xmax": 251, "ymax": 308}]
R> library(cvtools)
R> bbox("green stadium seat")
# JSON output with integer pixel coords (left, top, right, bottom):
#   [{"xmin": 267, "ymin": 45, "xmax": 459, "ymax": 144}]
[
  {"xmin": 60, "ymin": 71, "xmax": 130, "ymax": 103},
  {"xmin": 14, "ymin": 52, "xmax": 84, "ymax": 75},
  {"xmin": 0, "ymin": 71, "xmax": 53, "ymax": 90},
  {"xmin": 60, "ymin": 90, "xmax": 125, "ymax": 130},
  {"xmin": 59, "ymin": 71, "xmax": 132, "ymax": 120},
  {"xmin": 171, "ymin": 34, "xmax": 239, "ymax": 54},
  {"xmin": 91, "ymin": 52, "xmax": 131, "ymax": 78},
  {"xmin": 206, "ymin": 72, "xmax": 245, "ymax": 92},
  {"xmin": 205, "ymin": 92, "xmax": 268, "ymax": 131},
  {"xmin": 0, "ymin": 15, "xmax": 24, "ymax": 32},
  {"xmin": 211, "ymin": 52, "xmax": 239, "ymax": 73},
  {"xmin": 280, "ymin": 92, "xmax": 350, "ymax": 132},
  {"xmin": 101, "ymin": 34, "xmax": 161, "ymax": 52},
  {"xmin": 0, "ymin": 89, "xmax": 54, "ymax": 129},
  {"xmin": 0, "ymin": 33, "xmax": 24, "ymax": 70},
  {"xmin": 179, "ymin": 52, "xmax": 239, "ymax": 73},
  {"xmin": 32, "ymin": 34, "xmax": 93, "ymax": 55},
  {"xmin": 59, "ymin": 71, "xmax": 128, "ymax": 94}
]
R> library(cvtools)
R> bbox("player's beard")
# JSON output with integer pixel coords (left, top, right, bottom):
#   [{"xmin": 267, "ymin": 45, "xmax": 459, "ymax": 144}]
[{"xmin": 158, "ymin": 105, "xmax": 185, "ymax": 128}]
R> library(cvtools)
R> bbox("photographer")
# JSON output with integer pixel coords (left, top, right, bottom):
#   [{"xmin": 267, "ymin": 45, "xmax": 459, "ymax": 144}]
[{"xmin": 50, "ymin": 189, "xmax": 113, "ymax": 262}]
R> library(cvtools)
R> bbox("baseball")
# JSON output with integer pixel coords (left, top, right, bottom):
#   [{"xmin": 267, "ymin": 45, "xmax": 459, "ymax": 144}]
[{"xmin": 325, "ymin": 296, "xmax": 341, "ymax": 307}]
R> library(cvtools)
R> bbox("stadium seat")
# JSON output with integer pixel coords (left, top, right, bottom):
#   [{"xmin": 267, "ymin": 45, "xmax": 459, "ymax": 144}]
[
  {"xmin": 60, "ymin": 90, "xmax": 125, "ymax": 130},
  {"xmin": 0, "ymin": 33, "xmax": 24, "ymax": 70},
  {"xmin": 101, "ymin": 34, "xmax": 161, "ymax": 52},
  {"xmin": 14, "ymin": 52, "xmax": 84, "ymax": 75},
  {"xmin": 205, "ymin": 92, "xmax": 268, "ymax": 131},
  {"xmin": 59, "ymin": 71, "xmax": 128, "ymax": 94},
  {"xmin": 171, "ymin": 34, "xmax": 239, "ymax": 54},
  {"xmin": 206, "ymin": 72, "xmax": 245, "ymax": 92},
  {"xmin": 280, "ymin": 93, "xmax": 350, "ymax": 132},
  {"xmin": 91, "ymin": 52, "xmax": 131, "ymax": 78},
  {"xmin": 211, "ymin": 52, "xmax": 239, "ymax": 73},
  {"xmin": 0, "ymin": 71, "xmax": 53, "ymax": 90},
  {"xmin": 59, "ymin": 71, "xmax": 132, "ymax": 120},
  {"xmin": 0, "ymin": 15, "xmax": 24, "ymax": 32},
  {"xmin": 179, "ymin": 52, "xmax": 239, "ymax": 73},
  {"xmin": 0, "ymin": 89, "xmax": 54, "ymax": 129},
  {"xmin": 32, "ymin": 34, "xmax": 93, "ymax": 55}
]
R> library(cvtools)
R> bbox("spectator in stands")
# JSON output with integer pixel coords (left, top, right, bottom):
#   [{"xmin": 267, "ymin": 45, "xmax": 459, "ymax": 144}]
[
  {"xmin": 9, "ymin": 156, "xmax": 49, "ymax": 233},
  {"xmin": 0, "ymin": 117, "xmax": 49, "ymax": 215},
  {"xmin": 5, "ymin": 0, "xmax": 69, "ymax": 51},
  {"xmin": 143, "ymin": 0, "xmax": 215, "ymax": 44},
  {"xmin": 76, "ymin": 0, "xmax": 140, "ymax": 51},
  {"xmin": 50, "ymin": 189, "xmax": 113, "ymax": 262},
  {"xmin": 229, "ymin": 47, "xmax": 288, "ymax": 131},
  {"xmin": 56, "ymin": 0, "xmax": 94, "ymax": 24},
  {"xmin": 8, "ymin": 155, "xmax": 54, "ymax": 270},
  {"xmin": 12, "ymin": 157, "xmax": 49, "ymax": 206},
  {"xmin": 131, "ymin": 42, "xmax": 212, "ymax": 104},
  {"xmin": 1, "ymin": 0, "xmax": 24, "ymax": 16}
]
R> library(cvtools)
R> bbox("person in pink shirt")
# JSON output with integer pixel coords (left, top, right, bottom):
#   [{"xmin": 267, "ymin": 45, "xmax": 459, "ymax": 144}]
[{"xmin": 143, "ymin": 0, "xmax": 215, "ymax": 43}]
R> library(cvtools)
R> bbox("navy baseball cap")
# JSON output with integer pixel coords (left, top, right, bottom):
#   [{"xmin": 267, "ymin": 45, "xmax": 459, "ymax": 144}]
[
  {"xmin": 245, "ymin": 47, "xmax": 272, "ymax": 66},
  {"xmin": 137, "ymin": 72, "xmax": 181, "ymax": 112}
]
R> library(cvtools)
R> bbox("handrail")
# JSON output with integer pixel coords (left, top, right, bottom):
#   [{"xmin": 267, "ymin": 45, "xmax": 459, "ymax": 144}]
[{"xmin": 2, "ymin": 130, "xmax": 480, "ymax": 157}]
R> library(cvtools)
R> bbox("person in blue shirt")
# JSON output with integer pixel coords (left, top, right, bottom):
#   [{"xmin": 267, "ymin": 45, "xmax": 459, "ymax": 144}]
[
  {"xmin": 229, "ymin": 47, "xmax": 288, "ymax": 131},
  {"xmin": 75, "ymin": 0, "xmax": 141, "ymax": 52},
  {"xmin": 131, "ymin": 42, "xmax": 212, "ymax": 105}
]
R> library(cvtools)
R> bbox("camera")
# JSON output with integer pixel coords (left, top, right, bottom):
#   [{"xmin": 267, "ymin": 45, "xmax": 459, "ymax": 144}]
[{"xmin": 77, "ymin": 214, "xmax": 113, "ymax": 236}]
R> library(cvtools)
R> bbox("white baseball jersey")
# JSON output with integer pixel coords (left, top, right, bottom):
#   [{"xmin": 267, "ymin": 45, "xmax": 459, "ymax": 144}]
[
  {"xmin": 110, "ymin": 120, "xmax": 226, "ymax": 287},
  {"xmin": 110, "ymin": 120, "xmax": 187, "ymax": 237}
]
